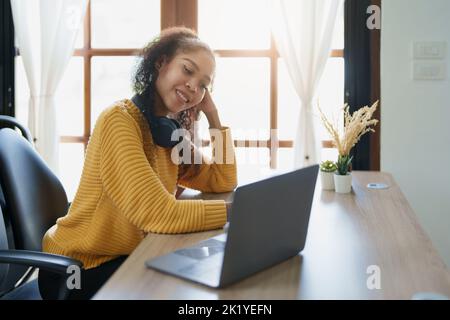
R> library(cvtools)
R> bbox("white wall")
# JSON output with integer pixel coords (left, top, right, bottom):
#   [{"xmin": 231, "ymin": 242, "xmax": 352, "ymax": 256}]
[{"xmin": 381, "ymin": 0, "xmax": 450, "ymax": 267}]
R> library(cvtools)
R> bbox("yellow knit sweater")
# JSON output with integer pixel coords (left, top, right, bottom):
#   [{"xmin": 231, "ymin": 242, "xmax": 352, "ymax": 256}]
[{"xmin": 43, "ymin": 99, "xmax": 237, "ymax": 269}]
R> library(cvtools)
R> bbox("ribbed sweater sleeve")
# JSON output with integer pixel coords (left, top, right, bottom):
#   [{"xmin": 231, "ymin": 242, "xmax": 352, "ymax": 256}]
[
  {"xmin": 99, "ymin": 108, "xmax": 226, "ymax": 233},
  {"xmin": 178, "ymin": 127, "xmax": 238, "ymax": 193}
]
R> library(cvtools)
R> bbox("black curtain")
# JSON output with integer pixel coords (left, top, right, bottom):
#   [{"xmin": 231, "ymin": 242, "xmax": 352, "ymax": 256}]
[
  {"xmin": 344, "ymin": 0, "xmax": 378, "ymax": 170},
  {"xmin": 0, "ymin": 0, "xmax": 15, "ymax": 117}
]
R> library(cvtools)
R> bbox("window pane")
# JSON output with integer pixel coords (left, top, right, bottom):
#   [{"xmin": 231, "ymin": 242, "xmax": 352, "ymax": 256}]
[
  {"xmin": 189, "ymin": 146, "xmax": 273, "ymax": 185},
  {"xmin": 91, "ymin": 0, "xmax": 160, "ymax": 48},
  {"xmin": 198, "ymin": 0, "xmax": 271, "ymax": 50},
  {"xmin": 57, "ymin": 57, "xmax": 84, "ymax": 136},
  {"xmin": 235, "ymin": 147, "xmax": 271, "ymax": 185},
  {"xmin": 277, "ymin": 148, "xmax": 294, "ymax": 171},
  {"xmin": 91, "ymin": 56, "xmax": 137, "ymax": 130},
  {"xmin": 315, "ymin": 58, "xmax": 345, "ymax": 142},
  {"xmin": 277, "ymin": 59, "xmax": 299, "ymax": 141},
  {"xmin": 59, "ymin": 143, "xmax": 85, "ymax": 202},
  {"xmin": 321, "ymin": 147, "xmax": 339, "ymax": 163},
  {"xmin": 15, "ymin": 57, "xmax": 84, "ymax": 136},
  {"xmin": 332, "ymin": 2, "xmax": 344, "ymax": 49},
  {"xmin": 207, "ymin": 58, "xmax": 270, "ymax": 140},
  {"xmin": 277, "ymin": 58, "xmax": 344, "ymax": 141},
  {"xmin": 278, "ymin": 147, "xmax": 339, "ymax": 171}
]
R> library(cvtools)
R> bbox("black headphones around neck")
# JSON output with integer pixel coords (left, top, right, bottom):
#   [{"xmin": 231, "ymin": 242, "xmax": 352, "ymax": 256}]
[{"xmin": 131, "ymin": 94, "xmax": 182, "ymax": 148}]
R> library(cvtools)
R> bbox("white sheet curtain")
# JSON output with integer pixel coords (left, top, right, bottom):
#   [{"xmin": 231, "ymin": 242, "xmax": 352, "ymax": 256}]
[
  {"xmin": 10, "ymin": 0, "xmax": 87, "ymax": 174},
  {"xmin": 271, "ymin": 0, "xmax": 342, "ymax": 168}
]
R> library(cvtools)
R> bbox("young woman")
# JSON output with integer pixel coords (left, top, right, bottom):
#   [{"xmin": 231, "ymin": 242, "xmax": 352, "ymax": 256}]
[{"xmin": 38, "ymin": 27, "xmax": 237, "ymax": 300}]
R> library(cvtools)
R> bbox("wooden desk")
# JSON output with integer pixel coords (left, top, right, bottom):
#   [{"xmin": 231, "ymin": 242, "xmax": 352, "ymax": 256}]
[{"xmin": 94, "ymin": 171, "xmax": 450, "ymax": 300}]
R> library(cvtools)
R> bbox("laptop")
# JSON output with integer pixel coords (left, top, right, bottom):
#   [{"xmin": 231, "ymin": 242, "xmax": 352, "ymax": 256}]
[{"xmin": 145, "ymin": 164, "xmax": 319, "ymax": 288}]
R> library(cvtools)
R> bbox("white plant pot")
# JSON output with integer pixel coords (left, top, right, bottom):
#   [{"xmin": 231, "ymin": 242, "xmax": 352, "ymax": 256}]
[
  {"xmin": 320, "ymin": 171, "xmax": 335, "ymax": 190},
  {"xmin": 334, "ymin": 173, "xmax": 352, "ymax": 194}
]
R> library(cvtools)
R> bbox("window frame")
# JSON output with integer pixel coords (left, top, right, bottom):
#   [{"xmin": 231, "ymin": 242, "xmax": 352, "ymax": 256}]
[{"xmin": 64, "ymin": 0, "xmax": 343, "ymax": 168}]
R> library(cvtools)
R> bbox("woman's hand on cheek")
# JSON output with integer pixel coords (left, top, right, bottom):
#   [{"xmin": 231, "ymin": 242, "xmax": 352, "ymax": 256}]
[
  {"xmin": 195, "ymin": 90, "xmax": 217, "ymax": 115},
  {"xmin": 194, "ymin": 91, "xmax": 222, "ymax": 129}
]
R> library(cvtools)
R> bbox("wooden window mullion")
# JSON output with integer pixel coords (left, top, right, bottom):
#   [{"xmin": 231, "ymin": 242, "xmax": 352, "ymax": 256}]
[
  {"xmin": 162, "ymin": 0, "xmax": 198, "ymax": 30},
  {"xmin": 83, "ymin": 1, "xmax": 92, "ymax": 152},
  {"xmin": 269, "ymin": 35, "xmax": 278, "ymax": 169},
  {"xmin": 176, "ymin": 0, "xmax": 197, "ymax": 30},
  {"xmin": 161, "ymin": 0, "xmax": 176, "ymax": 30}
]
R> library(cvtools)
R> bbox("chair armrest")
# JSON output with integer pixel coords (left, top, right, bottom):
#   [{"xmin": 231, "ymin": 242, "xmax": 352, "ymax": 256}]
[{"xmin": 0, "ymin": 250, "xmax": 83, "ymax": 275}]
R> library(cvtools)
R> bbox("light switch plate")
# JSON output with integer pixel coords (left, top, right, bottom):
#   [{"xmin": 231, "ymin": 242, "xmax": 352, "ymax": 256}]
[
  {"xmin": 413, "ymin": 41, "xmax": 447, "ymax": 60},
  {"xmin": 413, "ymin": 61, "xmax": 447, "ymax": 80}
]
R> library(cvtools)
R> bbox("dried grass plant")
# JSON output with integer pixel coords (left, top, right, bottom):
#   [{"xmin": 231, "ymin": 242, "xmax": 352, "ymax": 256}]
[{"xmin": 319, "ymin": 101, "xmax": 379, "ymax": 175}]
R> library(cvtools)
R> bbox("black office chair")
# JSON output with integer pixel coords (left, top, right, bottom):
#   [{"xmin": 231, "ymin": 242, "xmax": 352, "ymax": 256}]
[
  {"xmin": 0, "ymin": 115, "xmax": 35, "ymax": 296},
  {"xmin": 0, "ymin": 122, "xmax": 83, "ymax": 300}
]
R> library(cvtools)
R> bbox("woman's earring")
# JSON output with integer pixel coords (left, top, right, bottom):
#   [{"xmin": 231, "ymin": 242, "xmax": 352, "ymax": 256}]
[{"xmin": 149, "ymin": 73, "xmax": 153, "ymax": 83}]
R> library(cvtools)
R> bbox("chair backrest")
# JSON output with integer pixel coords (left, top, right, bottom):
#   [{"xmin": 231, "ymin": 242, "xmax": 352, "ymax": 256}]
[
  {"xmin": 0, "ymin": 183, "xmax": 6, "ymax": 220},
  {"xmin": 0, "ymin": 128, "xmax": 68, "ymax": 251},
  {"xmin": 0, "ymin": 116, "xmax": 33, "ymax": 143},
  {"xmin": 0, "ymin": 204, "xmax": 9, "ymax": 287}
]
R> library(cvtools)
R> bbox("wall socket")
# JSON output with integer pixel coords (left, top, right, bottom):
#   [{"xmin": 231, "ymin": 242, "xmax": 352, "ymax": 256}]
[
  {"xmin": 412, "ymin": 41, "xmax": 447, "ymax": 80},
  {"xmin": 413, "ymin": 42, "xmax": 447, "ymax": 60},
  {"xmin": 413, "ymin": 61, "xmax": 447, "ymax": 80}
]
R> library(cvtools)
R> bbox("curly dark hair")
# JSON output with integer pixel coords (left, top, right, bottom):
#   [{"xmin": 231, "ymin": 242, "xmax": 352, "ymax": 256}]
[{"xmin": 132, "ymin": 27, "xmax": 215, "ymax": 180}]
